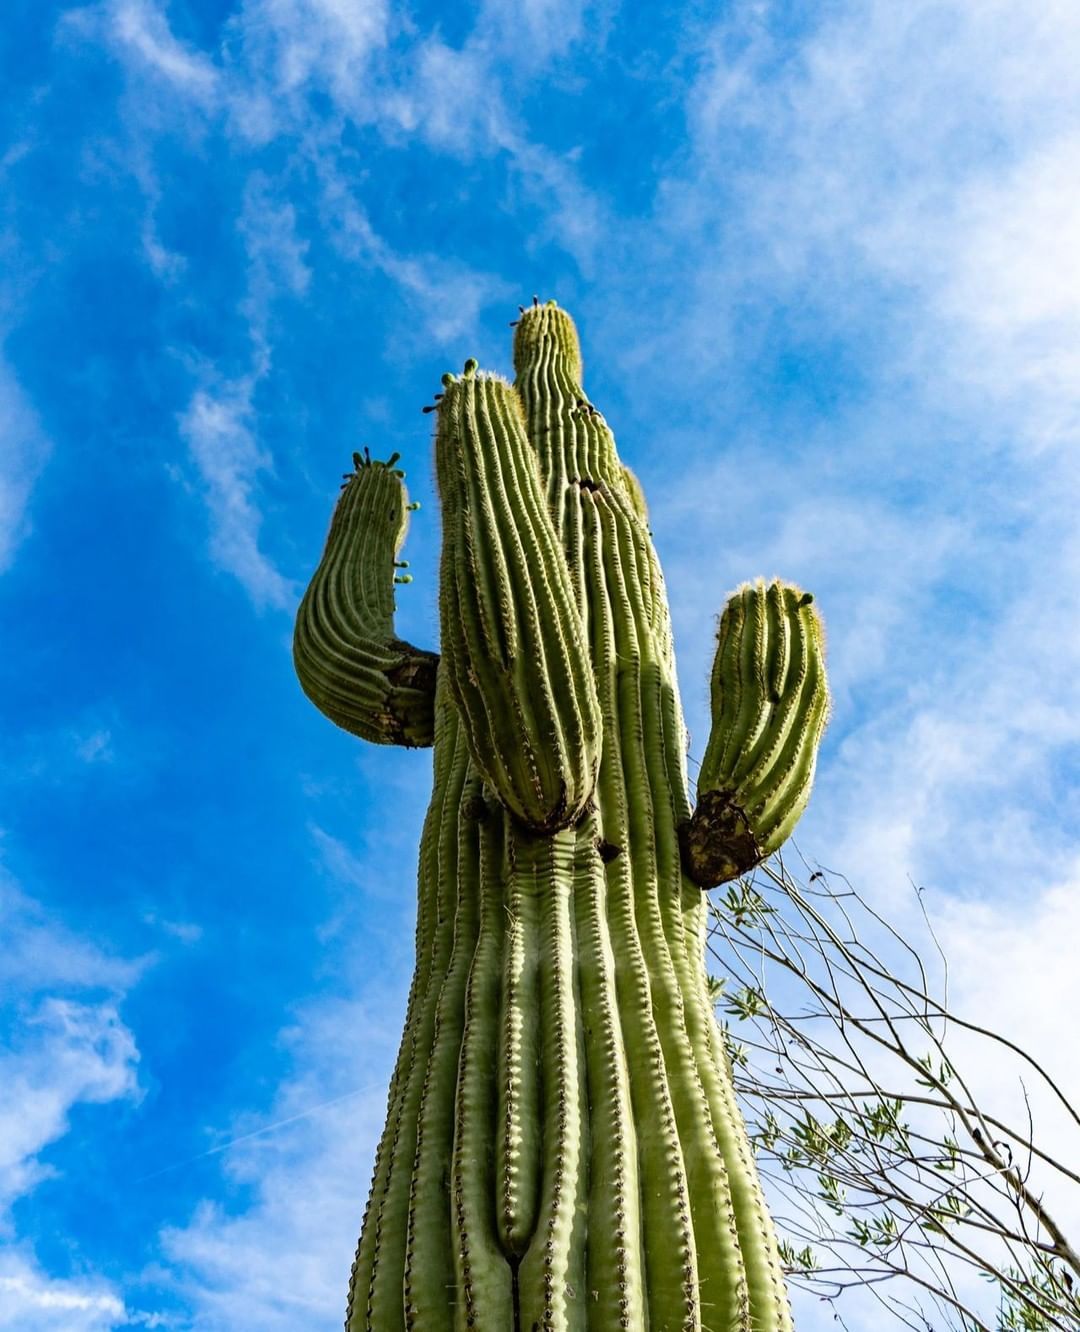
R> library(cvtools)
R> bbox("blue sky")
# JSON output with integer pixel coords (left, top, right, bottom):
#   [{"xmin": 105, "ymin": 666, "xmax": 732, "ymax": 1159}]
[{"xmin": 2, "ymin": 2, "xmax": 1079, "ymax": 1328}]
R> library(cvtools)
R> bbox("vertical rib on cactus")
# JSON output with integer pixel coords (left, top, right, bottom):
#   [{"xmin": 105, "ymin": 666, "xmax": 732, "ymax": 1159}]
[
  {"xmin": 295, "ymin": 302, "xmax": 825, "ymax": 1332},
  {"xmin": 680, "ymin": 579, "xmax": 829, "ymax": 889}
]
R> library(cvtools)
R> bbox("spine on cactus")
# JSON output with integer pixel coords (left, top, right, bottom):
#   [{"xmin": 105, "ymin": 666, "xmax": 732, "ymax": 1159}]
[
  {"xmin": 295, "ymin": 300, "xmax": 825, "ymax": 1332},
  {"xmin": 680, "ymin": 579, "xmax": 829, "ymax": 888}
]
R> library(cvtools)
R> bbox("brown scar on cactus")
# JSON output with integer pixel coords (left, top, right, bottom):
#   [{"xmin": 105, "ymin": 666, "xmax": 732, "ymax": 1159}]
[{"xmin": 293, "ymin": 300, "xmax": 827, "ymax": 1331}]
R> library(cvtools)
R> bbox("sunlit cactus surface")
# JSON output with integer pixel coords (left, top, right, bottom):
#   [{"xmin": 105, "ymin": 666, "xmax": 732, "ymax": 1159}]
[{"xmin": 294, "ymin": 300, "xmax": 828, "ymax": 1331}]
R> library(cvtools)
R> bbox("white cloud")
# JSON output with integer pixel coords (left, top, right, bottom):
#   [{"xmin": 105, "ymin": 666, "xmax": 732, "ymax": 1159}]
[
  {"xmin": 95, "ymin": 0, "xmax": 388, "ymax": 127},
  {"xmin": 94, "ymin": 0, "xmax": 607, "ymax": 285},
  {"xmin": 0, "ymin": 1248, "xmax": 172, "ymax": 1329},
  {"xmin": 239, "ymin": 173, "xmax": 311, "ymax": 306},
  {"xmin": 642, "ymin": 0, "xmax": 1080, "ymax": 906},
  {"xmin": 0, "ymin": 873, "xmax": 144, "ymax": 995},
  {"xmin": 107, "ymin": 0, "xmax": 220, "ymax": 105},
  {"xmin": 0, "ymin": 354, "xmax": 52, "ymax": 575},
  {"xmin": 140, "ymin": 913, "xmax": 203, "ymax": 945},
  {"xmin": 0, "ymin": 1249, "xmax": 129, "ymax": 1332},
  {"xmin": 178, "ymin": 381, "xmax": 295, "ymax": 610},
  {"xmin": 683, "ymin": 0, "xmax": 1080, "ymax": 437},
  {"xmin": 0, "ymin": 999, "xmax": 140, "ymax": 1215},
  {"xmin": 158, "ymin": 995, "xmax": 402, "ymax": 1330},
  {"xmin": 0, "ymin": 868, "xmax": 156, "ymax": 1321},
  {"xmin": 75, "ymin": 729, "xmax": 115, "ymax": 764},
  {"xmin": 230, "ymin": 0, "xmax": 389, "ymax": 111},
  {"xmin": 318, "ymin": 175, "xmax": 512, "ymax": 344}
]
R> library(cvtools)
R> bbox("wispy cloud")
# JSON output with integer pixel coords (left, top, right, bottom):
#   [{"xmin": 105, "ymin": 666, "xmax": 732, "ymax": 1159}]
[
  {"xmin": 0, "ymin": 868, "xmax": 144, "ymax": 1217},
  {"xmin": 680, "ymin": 0, "xmax": 1080, "ymax": 429},
  {"xmin": 108, "ymin": 0, "xmax": 220, "ymax": 105},
  {"xmin": 0, "ymin": 873, "xmax": 145, "ymax": 995},
  {"xmin": 0, "ymin": 998, "xmax": 140, "ymax": 1214},
  {"xmin": 177, "ymin": 379, "xmax": 295, "ymax": 610},
  {"xmin": 0, "ymin": 354, "xmax": 52, "ymax": 575},
  {"xmin": 158, "ymin": 995, "xmax": 402, "ymax": 1330},
  {"xmin": 0, "ymin": 867, "xmax": 156, "ymax": 1323},
  {"xmin": 317, "ymin": 173, "xmax": 512, "ymax": 345},
  {"xmin": 634, "ymin": 0, "xmax": 1080, "ymax": 911},
  {"xmin": 0, "ymin": 1248, "xmax": 131, "ymax": 1331}
]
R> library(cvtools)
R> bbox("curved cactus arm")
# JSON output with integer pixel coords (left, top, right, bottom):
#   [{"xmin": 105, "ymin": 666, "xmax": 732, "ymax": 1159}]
[
  {"xmin": 434, "ymin": 360, "xmax": 603, "ymax": 834},
  {"xmin": 680, "ymin": 578, "xmax": 829, "ymax": 887},
  {"xmin": 293, "ymin": 448, "xmax": 439, "ymax": 748}
]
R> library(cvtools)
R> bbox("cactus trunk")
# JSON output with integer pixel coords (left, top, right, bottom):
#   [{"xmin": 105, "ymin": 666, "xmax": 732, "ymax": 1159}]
[{"xmin": 295, "ymin": 302, "xmax": 825, "ymax": 1331}]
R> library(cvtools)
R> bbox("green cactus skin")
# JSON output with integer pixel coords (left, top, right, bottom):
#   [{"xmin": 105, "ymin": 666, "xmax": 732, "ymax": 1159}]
[
  {"xmin": 679, "ymin": 580, "xmax": 829, "ymax": 889},
  {"xmin": 294, "ymin": 449, "xmax": 438, "ymax": 747},
  {"xmin": 434, "ymin": 361, "xmax": 602, "ymax": 833},
  {"xmin": 295, "ymin": 303, "xmax": 822, "ymax": 1332}
]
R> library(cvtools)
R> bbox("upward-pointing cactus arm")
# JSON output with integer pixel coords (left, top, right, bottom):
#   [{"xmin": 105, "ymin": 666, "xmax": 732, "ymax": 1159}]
[
  {"xmin": 294, "ymin": 449, "xmax": 439, "ymax": 748},
  {"xmin": 434, "ymin": 362, "xmax": 603, "ymax": 833},
  {"xmin": 680, "ymin": 579, "xmax": 829, "ymax": 887}
]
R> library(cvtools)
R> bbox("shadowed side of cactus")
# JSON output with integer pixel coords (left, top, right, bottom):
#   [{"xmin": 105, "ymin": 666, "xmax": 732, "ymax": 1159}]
[{"xmin": 293, "ymin": 301, "xmax": 828, "ymax": 1331}]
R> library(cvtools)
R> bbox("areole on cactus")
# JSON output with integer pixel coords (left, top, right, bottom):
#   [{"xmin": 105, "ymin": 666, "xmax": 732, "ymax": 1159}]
[{"xmin": 294, "ymin": 300, "xmax": 829, "ymax": 1330}]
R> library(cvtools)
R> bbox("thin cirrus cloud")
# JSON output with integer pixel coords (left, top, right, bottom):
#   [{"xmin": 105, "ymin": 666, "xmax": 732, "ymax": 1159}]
[
  {"xmin": 0, "ymin": 355, "xmax": 52, "ymax": 576},
  {"xmin": 177, "ymin": 381, "xmax": 297, "ymax": 612}
]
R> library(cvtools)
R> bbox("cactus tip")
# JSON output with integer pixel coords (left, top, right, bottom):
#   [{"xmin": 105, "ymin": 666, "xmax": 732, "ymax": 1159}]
[
  {"xmin": 441, "ymin": 372, "xmax": 456, "ymax": 388},
  {"xmin": 407, "ymin": 500, "xmax": 421, "ymax": 511},
  {"xmin": 386, "ymin": 451, "xmax": 401, "ymax": 467},
  {"xmin": 463, "ymin": 357, "xmax": 478, "ymax": 377},
  {"xmin": 352, "ymin": 450, "xmax": 363, "ymax": 468},
  {"xmin": 532, "ymin": 294, "xmax": 539, "ymax": 306},
  {"xmin": 799, "ymin": 592, "xmax": 814, "ymax": 607}
]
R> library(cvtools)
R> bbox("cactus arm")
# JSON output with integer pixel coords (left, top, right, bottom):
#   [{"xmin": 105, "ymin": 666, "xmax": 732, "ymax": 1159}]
[
  {"xmin": 680, "ymin": 579, "xmax": 829, "ymax": 888},
  {"xmin": 434, "ymin": 362, "xmax": 602, "ymax": 833},
  {"xmin": 294, "ymin": 450, "xmax": 438, "ymax": 748}
]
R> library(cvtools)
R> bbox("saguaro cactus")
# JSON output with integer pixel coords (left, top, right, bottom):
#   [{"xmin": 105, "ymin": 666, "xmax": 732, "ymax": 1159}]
[{"xmin": 294, "ymin": 301, "xmax": 828, "ymax": 1331}]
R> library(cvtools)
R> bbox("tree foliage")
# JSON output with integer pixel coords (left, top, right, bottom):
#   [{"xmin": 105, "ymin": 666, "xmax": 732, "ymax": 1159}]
[{"xmin": 706, "ymin": 858, "xmax": 1080, "ymax": 1331}]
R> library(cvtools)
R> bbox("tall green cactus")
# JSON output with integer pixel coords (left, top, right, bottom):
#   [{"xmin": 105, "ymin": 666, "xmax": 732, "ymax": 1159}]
[{"xmin": 294, "ymin": 301, "xmax": 828, "ymax": 1331}]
